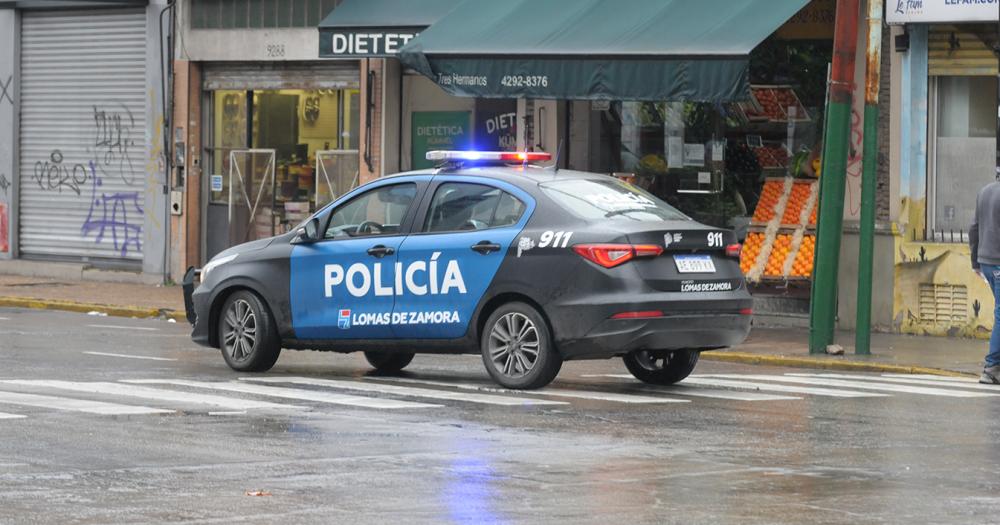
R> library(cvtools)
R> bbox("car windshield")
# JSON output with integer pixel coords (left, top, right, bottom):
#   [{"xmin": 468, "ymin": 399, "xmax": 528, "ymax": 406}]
[{"xmin": 541, "ymin": 178, "xmax": 689, "ymax": 222}]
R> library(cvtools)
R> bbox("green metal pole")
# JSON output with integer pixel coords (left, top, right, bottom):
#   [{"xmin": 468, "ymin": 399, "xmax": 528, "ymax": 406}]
[
  {"xmin": 855, "ymin": 0, "xmax": 884, "ymax": 356},
  {"xmin": 809, "ymin": 0, "xmax": 860, "ymax": 354}
]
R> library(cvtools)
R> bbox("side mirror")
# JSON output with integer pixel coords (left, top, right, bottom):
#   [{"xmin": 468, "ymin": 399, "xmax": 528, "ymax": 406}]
[{"xmin": 295, "ymin": 218, "xmax": 321, "ymax": 244}]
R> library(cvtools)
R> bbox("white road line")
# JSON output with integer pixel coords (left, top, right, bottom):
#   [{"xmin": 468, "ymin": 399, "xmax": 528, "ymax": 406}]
[
  {"xmin": 123, "ymin": 379, "xmax": 440, "ymax": 409},
  {"xmin": 83, "ymin": 352, "xmax": 177, "ymax": 362},
  {"xmin": 704, "ymin": 374, "xmax": 998, "ymax": 398},
  {"xmin": 675, "ymin": 376, "xmax": 890, "ymax": 398},
  {"xmin": 0, "ymin": 380, "xmax": 300, "ymax": 411},
  {"xmin": 87, "ymin": 324, "xmax": 160, "ymax": 332},
  {"xmin": 242, "ymin": 377, "xmax": 569, "ymax": 406},
  {"xmin": 882, "ymin": 374, "xmax": 978, "ymax": 383},
  {"xmin": 578, "ymin": 375, "xmax": 800, "ymax": 401},
  {"xmin": 0, "ymin": 411, "xmax": 26, "ymax": 419},
  {"xmin": 369, "ymin": 377, "xmax": 689, "ymax": 404},
  {"xmin": 209, "ymin": 411, "xmax": 247, "ymax": 416},
  {"xmin": 0, "ymin": 317, "xmax": 9, "ymax": 321},
  {"xmin": 0, "ymin": 390, "xmax": 171, "ymax": 415},
  {"xmin": 790, "ymin": 373, "xmax": 1000, "ymax": 392}
]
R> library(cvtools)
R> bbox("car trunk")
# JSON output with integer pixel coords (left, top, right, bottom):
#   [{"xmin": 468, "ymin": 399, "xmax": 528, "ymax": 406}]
[{"xmin": 614, "ymin": 221, "xmax": 743, "ymax": 293}]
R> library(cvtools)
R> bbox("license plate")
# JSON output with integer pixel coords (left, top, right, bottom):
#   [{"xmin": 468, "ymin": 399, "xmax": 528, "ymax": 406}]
[{"xmin": 674, "ymin": 254, "xmax": 716, "ymax": 273}]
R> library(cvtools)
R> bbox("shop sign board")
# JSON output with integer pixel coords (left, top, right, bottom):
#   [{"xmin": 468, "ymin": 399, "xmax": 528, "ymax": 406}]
[
  {"xmin": 411, "ymin": 111, "xmax": 471, "ymax": 170},
  {"xmin": 319, "ymin": 27, "xmax": 424, "ymax": 57},
  {"xmin": 475, "ymin": 100, "xmax": 518, "ymax": 152},
  {"xmin": 886, "ymin": 0, "xmax": 998, "ymax": 24}
]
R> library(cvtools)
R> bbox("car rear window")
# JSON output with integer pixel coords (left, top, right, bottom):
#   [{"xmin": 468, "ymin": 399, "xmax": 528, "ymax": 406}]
[{"xmin": 541, "ymin": 178, "xmax": 689, "ymax": 221}]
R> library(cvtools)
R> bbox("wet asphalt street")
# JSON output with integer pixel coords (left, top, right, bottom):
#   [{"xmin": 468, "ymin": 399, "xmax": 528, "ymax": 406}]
[{"xmin": 1, "ymin": 307, "xmax": 999, "ymax": 524}]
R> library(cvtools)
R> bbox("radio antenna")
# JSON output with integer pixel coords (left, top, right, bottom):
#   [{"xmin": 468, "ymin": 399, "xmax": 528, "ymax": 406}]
[{"xmin": 551, "ymin": 140, "xmax": 564, "ymax": 174}]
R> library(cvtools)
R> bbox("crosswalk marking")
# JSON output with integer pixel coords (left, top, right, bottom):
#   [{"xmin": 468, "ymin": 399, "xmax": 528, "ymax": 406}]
[
  {"xmin": 882, "ymin": 374, "xmax": 978, "ymax": 383},
  {"xmin": 123, "ymin": 379, "xmax": 441, "ymax": 409},
  {"xmin": 0, "ymin": 411, "xmax": 26, "ymax": 419},
  {"xmin": 0, "ymin": 390, "xmax": 171, "ymax": 415},
  {"xmin": 703, "ymin": 374, "xmax": 998, "ymax": 398},
  {"xmin": 369, "ymin": 377, "xmax": 690, "ymax": 404},
  {"xmin": 789, "ymin": 373, "xmax": 1000, "ymax": 392},
  {"xmin": 242, "ymin": 377, "xmax": 569, "ymax": 406},
  {"xmin": 82, "ymin": 352, "xmax": 177, "ymax": 362},
  {"xmin": 0, "ymin": 380, "xmax": 301, "ymax": 411},
  {"xmin": 87, "ymin": 324, "xmax": 160, "ymax": 332},
  {"xmin": 677, "ymin": 377, "xmax": 890, "ymax": 398},
  {"xmin": 580, "ymin": 375, "xmax": 801, "ymax": 401}
]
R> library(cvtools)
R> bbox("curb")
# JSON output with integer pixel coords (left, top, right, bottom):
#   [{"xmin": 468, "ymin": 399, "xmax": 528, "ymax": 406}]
[
  {"xmin": 701, "ymin": 351, "xmax": 975, "ymax": 378},
  {"xmin": 0, "ymin": 296, "xmax": 187, "ymax": 323}
]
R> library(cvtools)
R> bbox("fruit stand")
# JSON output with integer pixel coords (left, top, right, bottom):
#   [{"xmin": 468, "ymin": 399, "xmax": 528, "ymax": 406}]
[{"xmin": 740, "ymin": 177, "xmax": 818, "ymax": 284}]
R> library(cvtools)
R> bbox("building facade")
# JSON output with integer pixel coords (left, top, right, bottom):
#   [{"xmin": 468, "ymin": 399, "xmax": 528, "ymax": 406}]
[
  {"xmin": 0, "ymin": 1, "xmax": 171, "ymax": 279},
  {"xmin": 887, "ymin": 1, "xmax": 998, "ymax": 338}
]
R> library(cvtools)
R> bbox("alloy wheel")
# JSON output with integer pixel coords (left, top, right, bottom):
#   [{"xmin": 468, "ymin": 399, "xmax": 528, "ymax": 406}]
[
  {"xmin": 223, "ymin": 299, "xmax": 257, "ymax": 363},
  {"xmin": 488, "ymin": 312, "xmax": 539, "ymax": 378}
]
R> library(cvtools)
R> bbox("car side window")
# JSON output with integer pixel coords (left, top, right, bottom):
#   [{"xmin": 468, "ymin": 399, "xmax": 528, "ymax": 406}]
[
  {"xmin": 324, "ymin": 183, "xmax": 417, "ymax": 239},
  {"xmin": 423, "ymin": 183, "xmax": 526, "ymax": 233}
]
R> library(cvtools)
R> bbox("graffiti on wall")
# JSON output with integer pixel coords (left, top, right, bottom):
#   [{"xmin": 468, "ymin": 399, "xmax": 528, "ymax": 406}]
[
  {"xmin": 32, "ymin": 150, "xmax": 89, "ymax": 195},
  {"xmin": 0, "ymin": 75, "xmax": 12, "ymax": 107},
  {"xmin": 80, "ymin": 162, "xmax": 143, "ymax": 257},
  {"xmin": 0, "ymin": 172, "xmax": 9, "ymax": 197},
  {"xmin": 90, "ymin": 103, "xmax": 138, "ymax": 186}
]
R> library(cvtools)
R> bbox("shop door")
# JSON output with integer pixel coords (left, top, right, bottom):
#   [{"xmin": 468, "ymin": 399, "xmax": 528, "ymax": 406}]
[
  {"xmin": 17, "ymin": 8, "xmax": 147, "ymax": 264},
  {"xmin": 316, "ymin": 149, "xmax": 360, "ymax": 208},
  {"xmin": 228, "ymin": 150, "xmax": 276, "ymax": 245}
]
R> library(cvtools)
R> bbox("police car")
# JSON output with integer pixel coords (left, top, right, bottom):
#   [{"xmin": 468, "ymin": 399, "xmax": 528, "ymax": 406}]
[{"xmin": 183, "ymin": 151, "xmax": 752, "ymax": 390}]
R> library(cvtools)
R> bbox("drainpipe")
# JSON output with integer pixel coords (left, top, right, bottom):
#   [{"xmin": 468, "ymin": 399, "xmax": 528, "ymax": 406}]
[
  {"xmin": 808, "ymin": 0, "xmax": 861, "ymax": 354},
  {"xmin": 854, "ymin": 0, "xmax": 884, "ymax": 355}
]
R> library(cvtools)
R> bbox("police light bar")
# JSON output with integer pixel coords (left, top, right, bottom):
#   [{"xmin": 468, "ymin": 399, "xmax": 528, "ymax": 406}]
[{"xmin": 426, "ymin": 150, "xmax": 552, "ymax": 163}]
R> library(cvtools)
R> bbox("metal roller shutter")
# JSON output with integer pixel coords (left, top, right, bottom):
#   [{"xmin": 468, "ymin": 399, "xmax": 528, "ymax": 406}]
[
  {"xmin": 929, "ymin": 24, "xmax": 998, "ymax": 77},
  {"xmin": 202, "ymin": 62, "xmax": 360, "ymax": 90},
  {"xmin": 18, "ymin": 9, "xmax": 147, "ymax": 263}
]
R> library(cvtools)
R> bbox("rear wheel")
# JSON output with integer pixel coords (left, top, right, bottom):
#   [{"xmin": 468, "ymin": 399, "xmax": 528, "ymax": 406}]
[
  {"xmin": 364, "ymin": 351, "xmax": 414, "ymax": 373},
  {"xmin": 623, "ymin": 349, "xmax": 699, "ymax": 385},
  {"xmin": 218, "ymin": 291, "xmax": 281, "ymax": 372},
  {"xmin": 480, "ymin": 302, "xmax": 562, "ymax": 390}
]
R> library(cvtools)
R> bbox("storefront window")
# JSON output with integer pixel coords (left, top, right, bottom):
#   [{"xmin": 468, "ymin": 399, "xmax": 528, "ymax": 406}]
[
  {"xmin": 589, "ymin": 38, "xmax": 828, "ymax": 237},
  {"xmin": 208, "ymin": 88, "xmax": 360, "ymax": 240},
  {"xmin": 930, "ymin": 76, "xmax": 999, "ymax": 234}
]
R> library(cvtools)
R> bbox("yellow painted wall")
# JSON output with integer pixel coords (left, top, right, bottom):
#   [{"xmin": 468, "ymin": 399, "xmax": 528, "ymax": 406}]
[{"xmin": 894, "ymin": 232, "xmax": 993, "ymax": 339}]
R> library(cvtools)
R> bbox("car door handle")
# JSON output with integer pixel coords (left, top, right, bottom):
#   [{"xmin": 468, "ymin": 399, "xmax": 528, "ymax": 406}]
[
  {"xmin": 471, "ymin": 241, "xmax": 501, "ymax": 255},
  {"xmin": 367, "ymin": 245, "xmax": 395, "ymax": 258}
]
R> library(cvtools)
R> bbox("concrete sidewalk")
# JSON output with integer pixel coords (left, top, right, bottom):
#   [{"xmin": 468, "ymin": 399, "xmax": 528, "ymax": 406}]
[{"xmin": 0, "ymin": 272, "xmax": 984, "ymax": 377}]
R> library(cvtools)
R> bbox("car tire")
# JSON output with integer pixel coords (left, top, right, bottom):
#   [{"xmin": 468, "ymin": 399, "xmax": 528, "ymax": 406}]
[
  {"xmin": 623, "ymin": 349, "xmax": 699, "ymax": 385},
  {"xmin": 480, "ymin": 302, "xmax": 562, "ymax": 390},
  {"xmin": 218, "ymin": 290, "xmax": 281, "ymax": 372},
  {"xmin": 364, "ymin": 351, "xmax": 414, "ymax": 373}
]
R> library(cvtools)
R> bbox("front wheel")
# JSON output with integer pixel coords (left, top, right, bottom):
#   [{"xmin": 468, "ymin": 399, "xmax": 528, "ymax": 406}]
[
  {"xmin": 218, "ymin": 291, "xmax": 281, "ymax": 372},
  {"xmin": 623, "ymin": 349, "xmax": 699, "ymax": 385},
  {"xmin": 480, "ymin": 302, "xmax": 562, "ymax": 390}
]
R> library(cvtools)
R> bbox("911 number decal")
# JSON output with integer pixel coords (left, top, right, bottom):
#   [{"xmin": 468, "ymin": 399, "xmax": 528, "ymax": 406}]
[
  {"xmin": 707, "ymin": 232, "xmax": 724, "ymax": 247},
  {"xmin": 539, "ymin": 231, "xmax": 573, "ymax": 248}
]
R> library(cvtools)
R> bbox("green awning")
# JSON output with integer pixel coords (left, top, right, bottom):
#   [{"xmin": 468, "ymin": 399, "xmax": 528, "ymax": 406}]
[
  {"xmin": 318, "ymin": 0, "xmax": 463, "ymax": 58},
  {"xmin": 398, "ymin": 0, "xmax": 810, "ymax": 101}
]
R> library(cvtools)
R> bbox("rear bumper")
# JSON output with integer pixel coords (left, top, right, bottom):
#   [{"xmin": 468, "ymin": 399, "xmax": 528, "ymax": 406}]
[
  {"xmin": 557, "ymin": 310, "xmax": 752, "ymax": 360},
  {"xmin": 547, "ymin": 282, "xmax": 753, "ymax": 360}
]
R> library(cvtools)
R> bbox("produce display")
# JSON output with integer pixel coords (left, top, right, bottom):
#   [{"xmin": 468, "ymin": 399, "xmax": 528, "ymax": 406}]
[
  {"xmin": 763, "ymin": 234, "xmax": 793, "ymax": 277},
  {"xmin": 790, "ymin": 234, "xmax": 816, "ymax": 278},
  {"xmin": 745, "ymin": 86, "xmax": 809, "ymax": 122},
  {"xmin": 754, "ymin": 145, "xmax": 789, "ymax": 169},
  {"xmin": 751, "ymin": 180, "xmax": 785, "ymax": 223},
  {"xmin": 740, "ymin": 232, "xmax": 765, "ymax": 274},
  {"xmin": 743, "ymin": 177, "xmax": 819, "ymax": 283},
  {"xmin": 780, "ymin": 182, "xmax": 814, "ymax": 225}
]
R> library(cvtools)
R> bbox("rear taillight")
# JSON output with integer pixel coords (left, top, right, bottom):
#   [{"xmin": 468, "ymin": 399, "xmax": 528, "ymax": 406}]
[
  {"xmin": 725, "ymin": 243, "xmax": 741, "ymax": 259},
  {"xmin": 573, "ymin": 244, "xmax": 664, "ymax": 268},
  {"xmin": 610, "ymin": 310, "xmax": 664, "ymax": 320}
]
